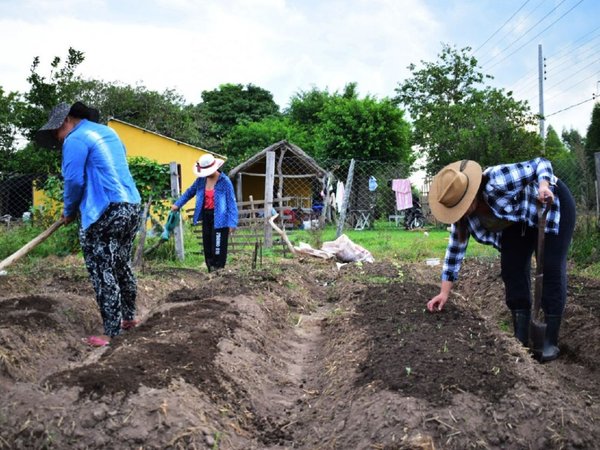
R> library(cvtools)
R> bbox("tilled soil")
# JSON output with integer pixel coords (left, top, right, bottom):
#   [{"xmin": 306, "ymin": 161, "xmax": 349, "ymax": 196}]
[{"xmin": 0, "ymin": 254, "xmax": 598, "ymax": 450}]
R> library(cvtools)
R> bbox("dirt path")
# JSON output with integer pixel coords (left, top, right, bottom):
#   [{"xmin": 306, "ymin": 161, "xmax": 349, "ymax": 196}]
[{"xmin": 0, "ymin": 257, "xmax": 599, "ymax": 449}]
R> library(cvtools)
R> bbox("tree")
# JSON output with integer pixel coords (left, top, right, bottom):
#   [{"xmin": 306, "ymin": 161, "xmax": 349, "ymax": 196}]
[
  {"xmin": 198, "ymin": 83, "xmax": 280, "ymax": 148},
  {"xmin": 314, "ymin": 94, "xmax": 412, "ymax": 163},
  {"xmin": 544, "ymin": 125, "xmax": 568, "ymax": 161},
  {"xmin": 19, "ymin": 48, "xmax": 86, "ymax": 142},
  {"xmin": 224, "ymin": 117, "xmax": 310, "ymax": 169},
  {"xmin": 561, "ymin": 127, "xmax": 585, "ymax": 152},
  {"xmin": 285, "ymin": 87, "xmax": 332, "ymax": 128},
  {"xmin": 0, "ymin": 88, "xmax": 22, "ymax": 176},
  {"xmin": 6, "ymin": 47, "xmax": 219, "ymax": 176},
  {"xmin": 85, "ymin": 82, "xmax": 205, "ymax": 147},
  {"xmin": 394, "ymin": 44, "xmax": 542, "ymax": 174},
  {"xmin": 585, "ymin": 102, "xmax": 600, "ymax": 165},
  {"xmin": 3, "ymin": 48, "xmax": 89, "ymax": 177}
]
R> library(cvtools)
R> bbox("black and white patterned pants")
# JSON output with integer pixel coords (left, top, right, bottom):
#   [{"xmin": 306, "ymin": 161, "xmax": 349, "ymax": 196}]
[{"xmin": 79, "ymin": 203, "xmax": 141, "ymax": 337}]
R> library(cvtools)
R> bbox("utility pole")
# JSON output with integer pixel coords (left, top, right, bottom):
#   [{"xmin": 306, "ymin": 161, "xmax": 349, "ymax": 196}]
[{"xmin": 538, "ymin": 44, "xmax": 546, "ymax": 148}]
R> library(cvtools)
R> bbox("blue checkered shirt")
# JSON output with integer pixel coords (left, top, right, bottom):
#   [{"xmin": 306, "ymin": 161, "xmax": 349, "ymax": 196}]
[{"xmin": 442, "ymin": 157, "xmax": 560, "ymax": 282}]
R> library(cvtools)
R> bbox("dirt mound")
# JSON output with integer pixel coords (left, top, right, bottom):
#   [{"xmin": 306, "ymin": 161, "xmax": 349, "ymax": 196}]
[{"xmin": 0, "ymin": 257, "xmax": 598, "ymax": 449}]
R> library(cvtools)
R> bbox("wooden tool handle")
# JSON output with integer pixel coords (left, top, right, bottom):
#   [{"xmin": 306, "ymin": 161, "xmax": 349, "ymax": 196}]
[
  {"xmin": 0, "ymin": 220, "xmax": 63, "ymax": 271},
  {"xmin": 532, "ymin": 204, "xmax": 550, "ymax": 320}
]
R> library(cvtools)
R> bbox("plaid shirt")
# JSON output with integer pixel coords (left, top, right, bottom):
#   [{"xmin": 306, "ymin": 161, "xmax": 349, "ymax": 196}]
[{"xmin": 442, "ymin": 157, "xmax": 560, "ymax": 282}]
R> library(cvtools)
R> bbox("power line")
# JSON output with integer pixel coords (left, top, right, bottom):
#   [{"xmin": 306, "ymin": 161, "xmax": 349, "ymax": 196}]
[
  {"xmin": 545, "ymin": 95, "xmax": 596, "ymax": 117},
  {"xmin": 544, "ymin": 23, "xmax": 600, "ymax": 66},
  {"xmin": 546, "ymin": 69, "xmax": 600, "ymax": 102},
  {"xmin": 474, "ymin": 0, "xmax": 531, "ymax": 53},
  {"xmin": 479, "ymin": 0, "xmax": 547, "ymax": 62},
  {"xmin": 545, "ymin": 41, "xmax": 600, "ymax": 81},
  {"xmin": 545, "ymin": 52, "xmax": 600, "ymax": 93},
  {"xmin": 480, "ymin": 0, "xmax": 569, "ymax": 68},
  {"xmin": 484, "ymin": 0, "xmax": 585, "ymax": 71},
  {"xmin": 506, "ymin": 22, "xmax": 600, "ymax": 99}
]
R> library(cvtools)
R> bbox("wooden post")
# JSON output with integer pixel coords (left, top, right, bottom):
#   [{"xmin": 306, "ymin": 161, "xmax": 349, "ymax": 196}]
[
  {"xmin": 236, "ymin": 172, "xmax": 243, "ymax": 203},
  {"xmin": 336, "ymin": 159, "xmax": 355, "ymax": 238},
  {"xmin": 277, "ymin": 147, "xmax": 286, "ymax": 228},
  {"xmin": 133, "ymin": 195, "xmax": 152, "ymax": 269},
  {"xmin": 264, "ymin": 150, "xmax": 276, "ymax": 247},
  {"xmin": 170, "ymin": 162, "xmax": 185, "ymax": 261}
]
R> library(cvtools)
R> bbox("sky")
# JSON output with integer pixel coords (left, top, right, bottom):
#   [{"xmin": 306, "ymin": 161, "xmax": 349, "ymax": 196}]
[{"xmin": 1, "ymin": 0, "xmax": 599, "ymax": 138}]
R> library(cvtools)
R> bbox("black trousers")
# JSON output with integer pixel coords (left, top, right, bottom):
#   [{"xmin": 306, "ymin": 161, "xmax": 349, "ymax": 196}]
[
  {"xmin": 201, "ymin": 209, "xmax": 230, "ymax": 271},
  {"xmin": 500, "ymin": 179, "xmax": 576, "ymax": 316}
]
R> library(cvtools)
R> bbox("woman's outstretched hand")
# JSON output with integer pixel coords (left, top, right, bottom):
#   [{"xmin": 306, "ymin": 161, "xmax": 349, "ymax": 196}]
[{"xmin": 427, "ymin": 293, "xmax": 448, "ymax": 312}]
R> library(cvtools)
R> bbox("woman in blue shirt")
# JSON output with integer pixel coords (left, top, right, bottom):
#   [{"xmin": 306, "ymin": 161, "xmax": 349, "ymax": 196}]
[
  {"xmin": 171, "ymin": 154, "xmax": 238, "ymax": 272},
  {"xmin": 426, "ymin": 158, "xmax": 576, "ymax": 362},
  {"xmin": 36, "ymin": 102, "xmax": 141, "ymax": 347}
]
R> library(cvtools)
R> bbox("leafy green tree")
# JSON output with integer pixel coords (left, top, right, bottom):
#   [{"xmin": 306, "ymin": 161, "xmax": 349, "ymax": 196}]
[
  {"xmin": 585, "ymin": 102, "xmax": 600, "ymax": 165},
  {"xmin": 395, "ymin": 44, "xmax": 541, "ymax": 174},
  {"xmin": 286, "ymin": 87, "xmax": 332, "ymax": 128},
  {"xmin": 84, "ymin": 82, "xmax": 205, "ymax": 147},
  {"xmin": 0, "ymin": 88, "xmax": 22, "ymax": 176},
  {"xmin": 544, "ymin": 125, "xmax": 568, "ymax": 161},
  {"xmin": 19, "ymin": 48, "xmax": 86, "ymax": 142},
  {"xmin": 224, "ymin": 117, "xmax": 311, "ymax": 169},
  {"xmin": 197, "ymin": 83, "xmax": 280, "ymax": 146},
  {"xmin": 7, "ymin": 47, "xmax": 218, "ymax": 176},
  {"xmin": 4, "ymin": 48, "xmax": 88, "ymax": 177},
  {"xmin": 314, "ymin": 94, "xmax": 412, "ymax": 163},
  {"xmin": 561, "ymin": 127, "xmax": 585, "ymax": 152}
]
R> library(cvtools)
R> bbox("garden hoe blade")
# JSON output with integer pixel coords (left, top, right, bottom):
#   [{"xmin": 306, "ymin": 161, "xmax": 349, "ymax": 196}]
[{"xmin": 529, "ymin": 203, "xmax": 550, "ymax": 361}]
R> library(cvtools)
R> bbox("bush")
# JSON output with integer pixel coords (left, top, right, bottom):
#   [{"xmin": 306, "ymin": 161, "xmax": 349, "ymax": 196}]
[{"xmin": 570, "ymin": 213, "xmax": 600, "ymax": 267}]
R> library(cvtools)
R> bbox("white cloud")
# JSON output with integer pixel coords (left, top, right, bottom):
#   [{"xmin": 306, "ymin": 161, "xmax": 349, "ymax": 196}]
[{"xmin": 1, "ymin": 0, "xmax": 597, "ymax": 135}]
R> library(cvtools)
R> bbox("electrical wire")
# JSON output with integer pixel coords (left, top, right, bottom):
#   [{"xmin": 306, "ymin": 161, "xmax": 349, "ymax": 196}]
[
  {"xmin": 545, "ymin": 96, "xmax": 596, "ymax": 117},
  {"xmin": 506, "ymin": 23, "xmax": 600, "ymax": 101},
  {"xmin": 484, "ymin": 0, "xmax": 585, "ymax": 71},
  {"xmin": 546, "ymin": 69, "xmax": 600, "ymax": 102},
  {"xmin": 478, "ymin": 0, "xmax": 547, "ymax": 62},
  {"xmin": 480, "ymin": 0, "xmax": 569, "ymax": 68},
  {"xmin": 474, "ymin": 0, "xmax": 531, "ymax": 54}
]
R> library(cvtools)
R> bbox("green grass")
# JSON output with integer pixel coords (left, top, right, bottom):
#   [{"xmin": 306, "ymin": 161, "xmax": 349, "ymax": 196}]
[
  {"xmin": 287, "ymin": 221, "xmax": 497, "ymax": 262},
  {"xmin": 2, "ymin": 217, "xmax": 599, "ymax": 279}
]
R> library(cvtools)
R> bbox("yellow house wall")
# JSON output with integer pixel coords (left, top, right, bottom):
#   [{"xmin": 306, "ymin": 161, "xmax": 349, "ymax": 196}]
[
  {"xmin": 241, "ymin": 177, "xmax": 312, "ymax": 208},
  {"xmin": 108, "ymin": 120, "xmax": 212, "ymax": 210}
]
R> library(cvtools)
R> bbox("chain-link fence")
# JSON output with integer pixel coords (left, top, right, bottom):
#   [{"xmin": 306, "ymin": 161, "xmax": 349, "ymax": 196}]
[
  {"xmin": 1, "ymin": 153, "xmax": 598, "ymax": 244},
  {"xmin": 317, "ymin": 159, "xmax": 421, "ymax": 231},
  {"xmin": 0, "ymin": 174, "xmax": 41, "ymax": 227},
  {"xmin": 265, "ymin": 154, "xmax": 600, "ymax": 239}
]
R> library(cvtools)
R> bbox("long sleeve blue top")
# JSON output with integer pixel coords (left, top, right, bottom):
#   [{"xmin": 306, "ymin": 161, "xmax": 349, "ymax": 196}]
[
  {"xmin": 62, "ymin": 119, "xmax": 141, "ymax": 230},
  {"xmin": 174, "ymin": 172, "xmax": 238, "ymax": 228}
]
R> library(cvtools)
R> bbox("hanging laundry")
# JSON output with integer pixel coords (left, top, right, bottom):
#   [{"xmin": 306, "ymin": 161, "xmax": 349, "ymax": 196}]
[
  {"xmin": 392, "ymin": 179, "xmax": 413, "ymax": 211},
  {"xmin": 368, "ymin": 176, "xmax": 378, "ymax": 191}
]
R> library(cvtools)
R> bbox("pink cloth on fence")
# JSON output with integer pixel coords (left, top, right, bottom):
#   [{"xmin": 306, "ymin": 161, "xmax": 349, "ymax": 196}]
[{"xmin": 392, "ymin": 179, "xmax": 413, "ymax": 210}]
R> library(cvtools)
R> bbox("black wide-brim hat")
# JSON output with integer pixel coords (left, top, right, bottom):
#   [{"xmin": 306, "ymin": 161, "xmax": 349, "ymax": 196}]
[
  {"xmin": 34, "ymin": 102, "xmax": 71, "ymax": 150},
  {"xmin": 34, "ymin": 101, "xmax": 100, "ymax": 150}
]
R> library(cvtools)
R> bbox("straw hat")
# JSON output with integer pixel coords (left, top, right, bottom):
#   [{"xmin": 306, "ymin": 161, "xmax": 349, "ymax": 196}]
[
  {"xmin": 428, "ymin": 160, "xmax": 482, "ymax": 224},
  {"xmin": 193, "ymin": 154, "xmax": 225, "ymax": 178}
]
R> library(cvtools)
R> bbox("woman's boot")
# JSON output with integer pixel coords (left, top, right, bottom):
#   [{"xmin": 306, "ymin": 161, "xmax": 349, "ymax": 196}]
[
  {"xmin": 540, "ymin": 314, "xmax": 561, "ymax": 362},
  {"xmin": 511, "ymin": 309, "xmax": 530, "ymax": 346}
]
